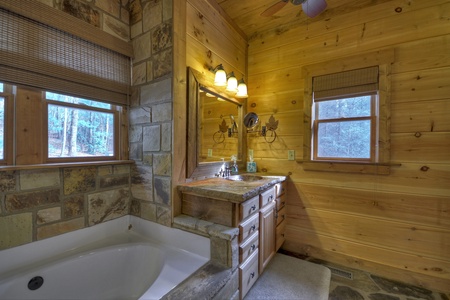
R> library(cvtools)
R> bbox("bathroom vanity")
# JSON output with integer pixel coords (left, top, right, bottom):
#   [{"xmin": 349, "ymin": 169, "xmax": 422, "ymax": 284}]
[{"xmin": 177, "ymin": 174, "xmax": 287, "ymax": 299}]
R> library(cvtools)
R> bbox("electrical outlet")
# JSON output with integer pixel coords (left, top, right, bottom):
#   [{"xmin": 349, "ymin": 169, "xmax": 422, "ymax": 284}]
[
  {"xmin": 248, "ymin": 149, "xmax": 254, "ymax": 158},
  {"xmin": 208, "ymin": 149, "xmax": 213, "ymax": 157},
  {"xmin": 288, "ymin": 150, "xmax": 295, "ymax": 161}
]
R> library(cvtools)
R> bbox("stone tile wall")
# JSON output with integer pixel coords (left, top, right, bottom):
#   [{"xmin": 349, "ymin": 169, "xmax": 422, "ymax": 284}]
[
  {"xmin": 0, "ymin": 165, "xmax": 131, "ymax": 250},
  {"xmin": 0, "ymin": 0, "xmax": 175, "ymax": 251},
  {"xmin": 128, "ymin": 0, "xmax": 174, "ymax": 227}
]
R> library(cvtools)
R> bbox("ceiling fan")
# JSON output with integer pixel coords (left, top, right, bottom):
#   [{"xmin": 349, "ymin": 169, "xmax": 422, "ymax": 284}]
[{"xmin": 261, "ymin": 0, "xmax": 327, "ymax": 18}]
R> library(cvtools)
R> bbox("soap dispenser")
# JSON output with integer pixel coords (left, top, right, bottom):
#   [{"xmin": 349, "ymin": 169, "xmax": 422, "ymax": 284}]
[
  {"xmin": 247, "ymin": 155, "xmax": 257, "ymax": 173},
  {"xmin": 230, "ymin": 155, "xmax": 238, "ymax": 175}
]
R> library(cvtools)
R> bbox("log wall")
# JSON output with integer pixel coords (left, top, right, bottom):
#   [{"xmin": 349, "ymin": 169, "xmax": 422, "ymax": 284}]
[{"xmin": 246, "ymin": 0, "xmax": 450, "ymax": 292}]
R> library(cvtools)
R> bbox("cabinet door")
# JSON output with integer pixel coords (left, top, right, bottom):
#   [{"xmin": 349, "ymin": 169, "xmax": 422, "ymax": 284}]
[{"xmin": 259, "ymin": 201, "xmax": 276, "ymax": 274}]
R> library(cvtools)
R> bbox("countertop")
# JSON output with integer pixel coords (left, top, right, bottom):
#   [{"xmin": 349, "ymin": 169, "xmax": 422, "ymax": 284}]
[{"xmin": 177, "ymin": 174, "xmax": 287, "ymax": 203}]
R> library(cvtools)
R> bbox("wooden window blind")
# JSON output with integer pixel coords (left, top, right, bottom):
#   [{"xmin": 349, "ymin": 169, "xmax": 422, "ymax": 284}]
[
  {"xmin": 0, "ymin": 6, "xmax": 131, "ymax": 105},
  {"xmin": 313, "ymin": 66, "xmax": 379, "ymax": 101}
]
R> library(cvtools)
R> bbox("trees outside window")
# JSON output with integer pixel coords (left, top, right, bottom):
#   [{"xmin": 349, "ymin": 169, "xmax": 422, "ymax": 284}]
[
  {"xmin": 46, "ymin": 92, "xmax": 117, "ymax": 159},
  {"xmin": 313, "ymin": 94, "xmax": 377, "ymax": 162}
]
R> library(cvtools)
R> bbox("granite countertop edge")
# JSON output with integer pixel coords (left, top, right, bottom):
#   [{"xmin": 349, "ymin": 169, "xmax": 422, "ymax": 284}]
[{"xmin": 178, "ymin": 174, "xmax": 287, "ymax": 203}]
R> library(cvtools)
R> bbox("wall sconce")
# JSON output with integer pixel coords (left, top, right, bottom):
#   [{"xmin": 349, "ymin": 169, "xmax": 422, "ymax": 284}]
[
  {"xmin": 213, "ymin": 64, "xmax": 227, "ymax": 87},
  {"xmin": 236, "ymin": 78, "xmax": 248, "ymax": 98},
  {"xmin": 226, "ymin": 72, "xmax": 238, "ymax": 92},
  {"xmin": 213, "ymin": 119, "xmax": 228, "ymax": 144},
  {"xmin": 210, "ymin": 64, "xmax": 248, "ymax": 98}
]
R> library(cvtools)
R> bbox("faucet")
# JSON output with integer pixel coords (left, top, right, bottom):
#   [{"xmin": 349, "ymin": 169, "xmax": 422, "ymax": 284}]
[{"xmin": 215, "ymin": 162, "xmax": 231, "ymax": 178}]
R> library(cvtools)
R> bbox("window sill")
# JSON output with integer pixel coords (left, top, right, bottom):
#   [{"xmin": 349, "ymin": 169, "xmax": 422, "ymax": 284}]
[
  {"xmin": 0, "ymin": 160, "xmax": 135, "ymax": 171},
  {"xmin": 298, "ymin": 160, "xmax": 401, "ymax": 175}
]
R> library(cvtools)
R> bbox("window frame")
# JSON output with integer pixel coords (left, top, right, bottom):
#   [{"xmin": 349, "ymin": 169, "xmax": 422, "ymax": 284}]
[
  {"xmin": 312, "ymin": 93, "xmax": 378, "ymax": 163},
  {"xmin": 43, "ymin": 93, "xmax": 121, "ymax": 163},
  {"xmin": 0, "ymin": 83, "xmax": 14, "ymax": 165},
  {"xmin": 302, "ymin": 49, "xmax": 394, "ymax": 174}
]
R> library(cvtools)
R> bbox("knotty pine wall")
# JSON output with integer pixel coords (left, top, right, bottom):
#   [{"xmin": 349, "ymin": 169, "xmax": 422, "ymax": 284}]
[
  {"xmin": 246, "ymin": 0, "xmax": 450, "ymax": 292},
  {"xmin": 186, "ymin": 0, "xmax": 247, "ymax": 81}
]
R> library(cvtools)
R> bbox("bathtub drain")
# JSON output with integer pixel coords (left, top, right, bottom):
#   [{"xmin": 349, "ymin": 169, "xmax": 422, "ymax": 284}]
[{"xmin": 28, "ymin": 276, "xmax": 44, "ymax": 290}]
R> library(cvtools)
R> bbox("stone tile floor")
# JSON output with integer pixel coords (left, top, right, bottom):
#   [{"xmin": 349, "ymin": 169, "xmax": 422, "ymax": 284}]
[
  {"xmin": 326, "ymin": 262, "xmax": 450, "ymax": 300},
  {"xmin": 279, "ymin": 250, "xmax": 449, "ymax": 300}
]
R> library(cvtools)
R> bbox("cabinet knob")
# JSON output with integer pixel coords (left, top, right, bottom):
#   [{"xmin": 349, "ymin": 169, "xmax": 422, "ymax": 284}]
[
  {"xmin": 251, "ymin": 205, "xmax": 256, "ymax": 211},
  {"xmin": 250, "ymin": 225, "xmax": 256, "ymax": 231},
  {"xmin": 250, "ymin": 272, "xmax": 255, "ymax": 278},
  {"xmin": 251, "ymin": 244, "xmax": 256, "ymax": 250}
]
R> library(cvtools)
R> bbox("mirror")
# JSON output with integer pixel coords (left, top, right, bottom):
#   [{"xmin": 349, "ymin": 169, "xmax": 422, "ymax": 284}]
[{"xmin": 187, "ymin": 68, "xmax": 247, "ymax": 178}]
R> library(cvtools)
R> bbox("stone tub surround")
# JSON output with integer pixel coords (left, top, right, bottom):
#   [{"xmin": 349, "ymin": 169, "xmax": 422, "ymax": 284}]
[
  {"xmin": 177, "ymin": 174, "xmax": 287, "ymax": 203},
  {"xmin": 0, "ymin": 163, "xmax": 137, "ymax": 251},
  {"xmin": 168, "ymin": 214, "xmax": 240, "ymax": 300}
]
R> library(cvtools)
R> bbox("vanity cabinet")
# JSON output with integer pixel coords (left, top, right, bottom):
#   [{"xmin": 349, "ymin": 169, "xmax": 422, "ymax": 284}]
[
  {"xmin": 275, "ymin": 181, "xmax": 287, "ymax": 251},
  {"xmin": 178, "ymin": 176, "xmax": 286, "ymax": 300}
]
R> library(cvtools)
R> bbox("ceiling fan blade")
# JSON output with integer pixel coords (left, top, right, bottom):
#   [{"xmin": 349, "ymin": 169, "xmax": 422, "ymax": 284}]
[
  {"xmin": 261, "ymin": 0, "xmax": 289, "ymax": 17},
  {"xmin": 302, "ymin": 0, "xmax": 327, "ymax": 17}
]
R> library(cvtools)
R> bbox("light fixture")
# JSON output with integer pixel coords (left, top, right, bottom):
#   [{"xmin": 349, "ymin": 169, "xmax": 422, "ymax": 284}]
[
  {"xmin": 226, "ymin": 72, "xmax": 238, "ymax": 92},
  {"xmin": 213, "ymin": 64, "xmax": 227, "ymax": 87},
  {"xmin": 235, "ymin": 78, "xmax": 248, "ymax": 98}
]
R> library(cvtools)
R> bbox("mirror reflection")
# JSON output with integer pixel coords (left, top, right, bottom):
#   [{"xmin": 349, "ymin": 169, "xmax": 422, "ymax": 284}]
[{"xmin": 198, "ymin": 87, "xmax": 239, "ymax": 163}]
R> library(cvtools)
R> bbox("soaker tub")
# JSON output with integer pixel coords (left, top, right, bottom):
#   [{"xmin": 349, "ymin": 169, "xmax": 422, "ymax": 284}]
[{"xmin": 0, "ymin": 216, "xmax": 210, "ymax": 300}]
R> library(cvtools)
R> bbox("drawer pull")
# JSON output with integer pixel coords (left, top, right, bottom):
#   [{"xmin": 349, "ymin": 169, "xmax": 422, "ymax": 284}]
[
  {"xmin": 251, "ymin": 244, "xmax": 256, "ymax": 250},
  {"xmin": 281, "ymin": 201, "xmax": 285, "ymax": 206},
  {"xmin": 250, "ymin": 225, "xmax": 256, "ymax": 231},
  {"xmin": 250, "ymin": 272, "xmax": 255, "ymax": 279},
  {"xmin": 269, "ymin": 195, "xmax": 273, "ymax": 200},
  {"xmin": 282, "ymin": 214, "xmax": 286, "ymax": 220},
  {"xmin": 251, "ymin": 205, "xmax": 256, "ymax": 211}
]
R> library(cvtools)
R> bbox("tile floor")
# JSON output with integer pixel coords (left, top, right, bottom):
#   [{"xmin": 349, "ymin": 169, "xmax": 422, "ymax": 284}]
[{"xmin": 279, "ymin": 250, "xmax": 449, "ymax": 300}]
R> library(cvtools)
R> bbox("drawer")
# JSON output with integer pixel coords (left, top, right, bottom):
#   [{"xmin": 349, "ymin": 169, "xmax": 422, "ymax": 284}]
[
  {"xmin": 240, "ymin": 195, "xmax": 259, "ymax": 221},
  {"xmin": 239, "ymin": 213, "xmax": 259, "ymax": 243},
  {"xmin": 275, "ymin": 220, "xmax": 286, "ymax": 252},
  {"xmin": 275, "ymin": 181, "xmax": 286, "ymax": 197},
  {"xmin": 239, "ymin": 231, "xmax": 259, "ymax": 263},
  {"xmin": 260, "ymin": 187, "xmax": 275, "ymax": 208},
  {"xmin": 276, "ymin": 205, "xmax": 286, "ymax": 227},
  {"xmin": 276, "ymin": 193, "xmax": 286, "ymax": 211},
  {"xmin": 239, "ymin": 249, "xmax": 259, "ymax": 299}
]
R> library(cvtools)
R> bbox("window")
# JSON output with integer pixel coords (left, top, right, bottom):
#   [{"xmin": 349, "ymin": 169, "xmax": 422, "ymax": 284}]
[
  {"xmin": 302, "ymin": 50, "xmax": 394, "ymax": 174},
  {"xmin": 311, "ymin": 66, "xmax": 379, "ymax": 163},
  {"xmin": 45, "ymin": 92, "xmax": 119, "ymax": 161},
  {"xmin": 313, "ymin": 94, "xmax": 378, "ymax": 162}
]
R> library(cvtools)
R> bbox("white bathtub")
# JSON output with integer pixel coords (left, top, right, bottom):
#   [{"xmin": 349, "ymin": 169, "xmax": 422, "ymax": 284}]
[{"xmin": 0, "ymin": 216, "xmax": 210, "ymax": 300}]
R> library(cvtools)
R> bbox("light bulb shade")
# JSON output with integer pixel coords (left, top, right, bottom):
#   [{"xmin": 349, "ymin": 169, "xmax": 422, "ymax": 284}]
[
  {"xmin": 302, "ymin": 0, "xmax": 327, "ymax": 18},
  {"xmin": 226, "ymin": 72, "xmax": 238, "ymax": 92},
  {"xmin": 236, "ymin": 79, "xmax": 248, "ymax": 98},
  {"xmin": 214, "ymin": 65, "xmax": 227, "ymax": 87}
]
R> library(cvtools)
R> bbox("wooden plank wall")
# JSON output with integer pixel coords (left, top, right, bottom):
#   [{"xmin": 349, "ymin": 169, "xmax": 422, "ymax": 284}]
[
  {"xmin": 186, "ymin": 0, "xmax": 247, "ymax": 80},
  {"xmin": 246, "ymin": 0, "xmax": 450, "ymax": 292}
]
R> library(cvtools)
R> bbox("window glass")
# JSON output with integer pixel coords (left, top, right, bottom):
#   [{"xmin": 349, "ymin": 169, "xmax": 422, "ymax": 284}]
[
  {"xmin": 317, "ymin": 96, "xmax": 371, "ymax": 119},
  {"xmin": 47, "ymin": 93, "xmax": 115, "ymax": 158},
  {"xmin": 0, "ymin": 97, "xmax": 4, "ymax": 160},
  {"xmin": 46, "ymin": 92, "xmax": 111, "ymax": 109},
  {"xmin": 314, "ymin": 94, "xmax": 376, "ymax": 161},
  {"xmin": 0, "ymin": 83, "xmax": 3, "ymax": 93},
  {"xmin": 317, "ymin": 120, "xmax": 371, "ymax": 159}
]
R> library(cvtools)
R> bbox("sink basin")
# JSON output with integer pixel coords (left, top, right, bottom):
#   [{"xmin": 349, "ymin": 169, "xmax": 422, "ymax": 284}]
[{"xmin": 226, "ymin": 175, "xmax": 264, "ymax": 182}]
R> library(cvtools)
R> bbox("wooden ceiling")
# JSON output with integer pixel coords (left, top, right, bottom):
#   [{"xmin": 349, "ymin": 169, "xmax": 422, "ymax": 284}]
[{"xmin": 215, "ymin": 0, "xmax": 386, "ymax": 39}]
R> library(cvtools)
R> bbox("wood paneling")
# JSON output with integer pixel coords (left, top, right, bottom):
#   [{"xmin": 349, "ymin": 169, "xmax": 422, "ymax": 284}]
[{"xmin": 245, "ymin": 0, "xmax": 450, "ymax": 292}]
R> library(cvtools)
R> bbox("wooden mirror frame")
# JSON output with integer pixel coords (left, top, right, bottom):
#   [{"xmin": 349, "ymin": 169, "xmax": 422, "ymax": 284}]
[{"xmin": 187, "ymin": 67, "xmax": 247, "ymax": 179}]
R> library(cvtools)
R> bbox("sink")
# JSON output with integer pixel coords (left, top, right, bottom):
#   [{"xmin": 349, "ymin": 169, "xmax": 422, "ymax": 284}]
[{"xmin": 226, "ymin": 175, "xmax": 264, "ymax": 182}]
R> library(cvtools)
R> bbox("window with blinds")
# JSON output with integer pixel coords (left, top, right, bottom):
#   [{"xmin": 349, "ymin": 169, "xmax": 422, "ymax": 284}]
[
  {"xmin": 0, "ymin": 6, "xmax": 130, "ymax": 105},
  {"xmin": 312, "ymin": 66, "xmax": 379, "ymax": 162},
  {"xmin": 0, "ymin": 3, "xmax": 131, "ymax": 165}
]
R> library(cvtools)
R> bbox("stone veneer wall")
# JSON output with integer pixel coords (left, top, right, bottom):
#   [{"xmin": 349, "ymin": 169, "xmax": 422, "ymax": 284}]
[
  {"xmin": 0, "ymin": 165, "xmax": 131, "ymax": 250},
  {"xmin": 127, "ymin": 0, "xmax": 173, "ymax": 227},
  {"xmin": 0, "ymin": 0, "xmax": 174, "ymax": 250}
]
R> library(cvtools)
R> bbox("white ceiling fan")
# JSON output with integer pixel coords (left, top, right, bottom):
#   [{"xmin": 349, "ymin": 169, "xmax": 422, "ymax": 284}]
[{"xmin": 261, "ymin": 0, "xmax": 327, "ymax": 18}]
